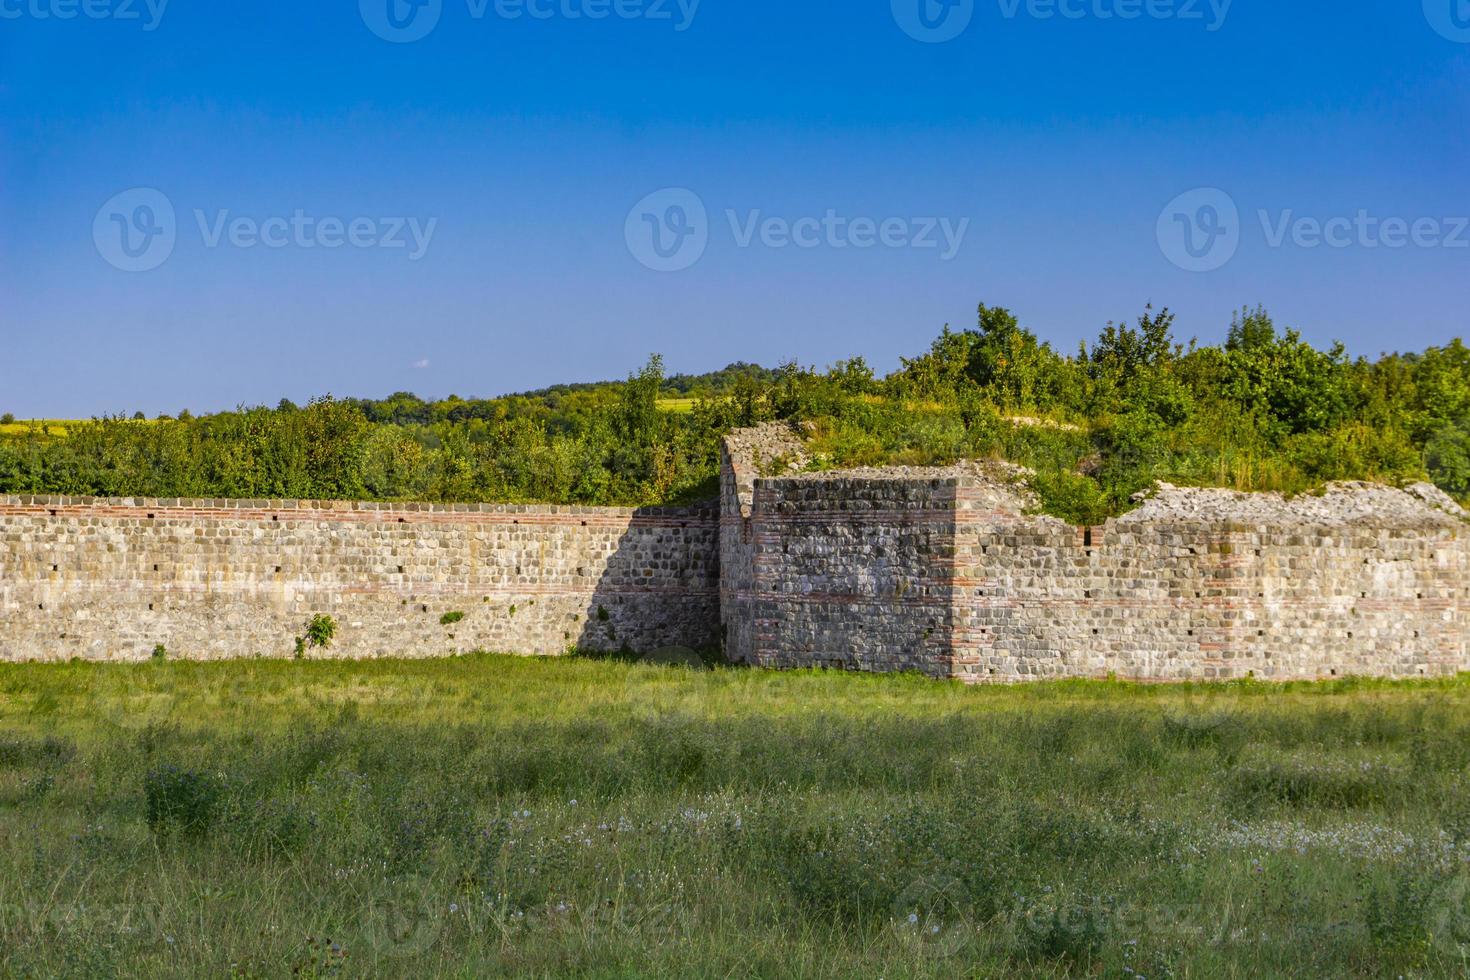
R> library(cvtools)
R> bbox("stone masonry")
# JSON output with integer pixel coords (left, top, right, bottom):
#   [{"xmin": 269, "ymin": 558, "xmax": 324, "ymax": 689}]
[
  {"xmin": 1, "ymin": 425, "xmax": 1467, "ymax": 681},
  {"xmin": 0, "ymin": 497, "xmax": 718, "ymax": 662},
  {"xmin": 719, "ymin": 428, "xmax": 1470, "ymax": 683}
]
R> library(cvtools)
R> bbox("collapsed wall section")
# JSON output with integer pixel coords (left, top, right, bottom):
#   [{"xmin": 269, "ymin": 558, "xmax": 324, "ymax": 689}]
[
  {"xmin": 0, "ymin": 496, "xmax": 719, "ymax": 662},
  {"xmin": 953, "ymin": 482, "xmax": 1470, "ymax": 682},
  {"xmin": 724, "ymin": 420, "xmax": 1469, "ymax": 683}
]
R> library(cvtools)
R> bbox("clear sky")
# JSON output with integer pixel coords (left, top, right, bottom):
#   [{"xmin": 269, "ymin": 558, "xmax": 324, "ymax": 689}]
[{"xmin": 2, "ymin": 1, "xmax": 1468, "ymax": 417}]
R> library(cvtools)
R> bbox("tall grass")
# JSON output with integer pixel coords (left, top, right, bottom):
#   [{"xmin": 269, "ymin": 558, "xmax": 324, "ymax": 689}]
[{"xmin": 2, "ymin": 656, "xmax": 1470, "ymax": 976}]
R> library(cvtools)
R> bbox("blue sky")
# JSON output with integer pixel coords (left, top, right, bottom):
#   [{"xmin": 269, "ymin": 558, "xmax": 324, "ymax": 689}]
[{"xmin": 2, "ymin": 0, "xmax": 1468, "ymax": 416}]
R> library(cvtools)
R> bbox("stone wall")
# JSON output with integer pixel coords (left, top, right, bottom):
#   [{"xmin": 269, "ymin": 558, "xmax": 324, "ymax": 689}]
[
  {"xmin": 952, "ymin": 484, "xmax": 1470, "ymax": 682},
  {"xmin": 0, "ymin": 496, "xmax": 718, "ymax": 662},
  {"xmin": 746, "ymin": 474, "xmax": 958, "ymax": 676},
  {"xmin": 3, "ymin": 431, "xmax": 1466, "ymax": 680},
  {"xmin": 719, "ymin": 424, "xmax": 807, "ymax": 665},
  {"xmin": 726, "ymin": 430, "xmax": 1470, "ymax": 683}
]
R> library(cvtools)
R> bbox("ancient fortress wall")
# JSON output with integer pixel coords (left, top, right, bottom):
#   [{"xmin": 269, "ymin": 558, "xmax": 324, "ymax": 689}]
[
  {"xmin": 952, "ymin": 491, "xmax": 1470, "ymax": 683},
  {"xmin": 1, "ymin": 427, "xmax": 1465, "ymax": 680},
  {"xmin": 721, "ymin": 428, "xmax": 1470, "ymax": 683},
  {"xmin": 747, "ymin": 475, "xmax": 958, "ymax": 677},
  {"xmin": 0, "ymin": 496, "xmax": 718, "ymax": 662}
]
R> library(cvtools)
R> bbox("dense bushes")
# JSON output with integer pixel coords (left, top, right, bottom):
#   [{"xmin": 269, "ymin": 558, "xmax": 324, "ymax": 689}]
[
  {"xmin": 0, "ymin": 357, "xmax": 726, "ymax": 508},
  {"xmin": 2, "ymin": 304, "xmax": 1467, "ymax": 520},
  {"xmin": 800, "ymin": 304, "xmax": 1469, "ymax": 520}
]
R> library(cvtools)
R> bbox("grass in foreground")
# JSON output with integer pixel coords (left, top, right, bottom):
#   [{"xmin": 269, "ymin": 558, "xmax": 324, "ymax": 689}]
[{"xmin": 2, "ymin": 655, "xmax": 1470, "ymax": 977}]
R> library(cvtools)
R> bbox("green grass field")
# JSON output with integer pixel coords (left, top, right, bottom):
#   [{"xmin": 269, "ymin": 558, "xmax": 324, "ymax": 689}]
[{"xmin": 3, "ymin": 656, "xmax": 1470, "ymax": 977}]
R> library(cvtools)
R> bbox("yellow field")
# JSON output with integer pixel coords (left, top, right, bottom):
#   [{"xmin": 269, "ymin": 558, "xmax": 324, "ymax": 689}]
[{"xmin": 0, "ymin": 419, "xmax": 76, "ymax": 438}]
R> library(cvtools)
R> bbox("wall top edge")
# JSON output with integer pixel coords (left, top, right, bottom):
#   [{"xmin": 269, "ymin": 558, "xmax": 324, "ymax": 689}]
[
  {"xmin": 755, "ymin": 476, "xmax": 961, "ymax": 490},
  {"xmin": 0, "ymin": 495, "xmax": 717, "ymax": 520},
  {"xmin": 957, "ymin": 513, "xmax": 1468, "ymax": 535}
]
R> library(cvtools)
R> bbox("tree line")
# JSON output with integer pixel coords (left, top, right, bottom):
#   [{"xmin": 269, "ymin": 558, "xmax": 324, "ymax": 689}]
[{"xmin": 2, "ymin": 304, "xmax": 1466, "ymax": 523}]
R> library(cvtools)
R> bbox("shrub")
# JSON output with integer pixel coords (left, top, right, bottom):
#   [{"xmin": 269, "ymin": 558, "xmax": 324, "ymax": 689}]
[
  {"xmin": 0, "ymin": 734, "xmax": 76, "ymax": 768},
  {"xmin": 0, "ymin": 413, "xmax": 14, "ymax": 425},
  {"xmin": 143, "ymin": 766, "xmax": 220, "ymax": 838},
  {"xmin": 151, "ymin": 643, "xmax": 168, "ymax": 660},
  {"xmin": 1227, "ymin": 758, "xmax": 1407, "ymax": 810},
  {"xmin": 1362, "ymin": 865, "xmax": 1439, "ymax": 967},
  {"xmin": 1011, "ymin": 892, "xmax": 1111, "ymax": 965},
  {"xmin": 1028, "ymin": 469, "xmax": 1113, "ymax": 526},
  {"xmin": 305, "ymin": 614, "xmax": 337, "ymax": 650},
  {"xmin": 1427, "ymin": 421, "xmax": 1470, "ymax": 500}
]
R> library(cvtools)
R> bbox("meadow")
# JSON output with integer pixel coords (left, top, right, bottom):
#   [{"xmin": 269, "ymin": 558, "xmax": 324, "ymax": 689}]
[{"xmin": 2, "ymin": 654, "xmax": 1470, "ymax": 977}]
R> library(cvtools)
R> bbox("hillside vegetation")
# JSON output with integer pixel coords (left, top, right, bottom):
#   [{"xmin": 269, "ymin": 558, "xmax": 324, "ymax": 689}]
[{"xmin": 2, "ymin": 305, "xmax": 1467, "ymax": 523}]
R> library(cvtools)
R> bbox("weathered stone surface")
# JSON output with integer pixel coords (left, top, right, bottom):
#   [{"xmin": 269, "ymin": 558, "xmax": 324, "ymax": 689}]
[
  {"xmin": 2, "ymin": 428, "xmax": 1466, "ymax": 683},
  {"xmin": 719, "ymin": 423, "xmax": 809, "ymax": 667},
  {"xmin": 1127, "ymin": 481, "xmax": 1468, "ymax": 528},
  {"xmin": 719, "ymin": 430, "xmax": 1470, "ymax": 684},
  {"xmin": 0, "ymin": 497, "xmax": 718, "ymax": 662}
]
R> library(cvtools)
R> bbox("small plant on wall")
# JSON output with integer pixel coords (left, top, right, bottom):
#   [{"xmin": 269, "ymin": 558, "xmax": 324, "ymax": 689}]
[
  {"xmin": 294, "ymin": 614, "xmax": 338, "ymax": 658},
  {"xmin": 440, "ymin": 611, "xmax": 465, "ymax": 626}
]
